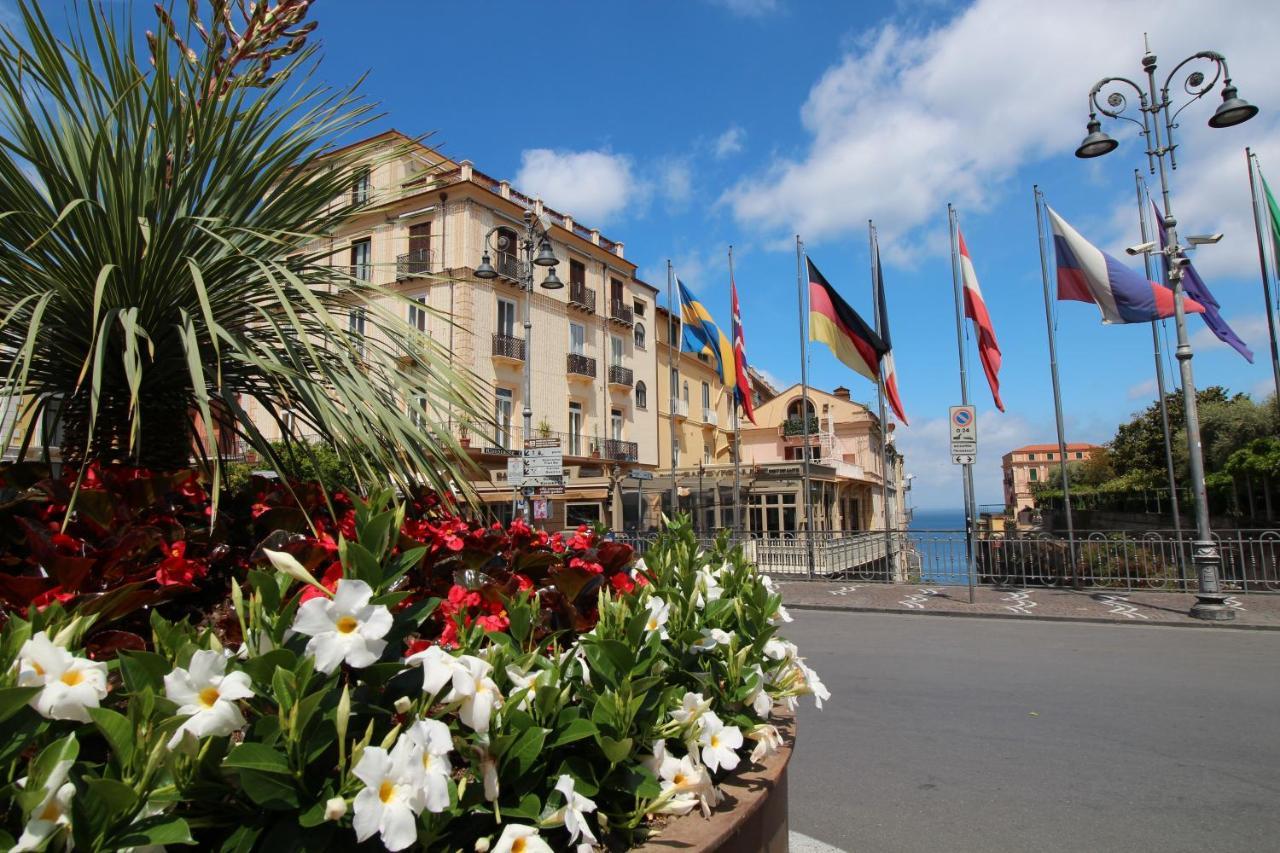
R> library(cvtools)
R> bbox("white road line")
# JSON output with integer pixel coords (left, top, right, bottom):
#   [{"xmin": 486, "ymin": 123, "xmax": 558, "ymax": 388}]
[
  {"xmin": 828, "ymin": 585, "xmax": 859, "ymax": 596},
  {"xmin": 1097, "ymin": 594, "xmax": 1149, "ymax": 620},
  {"xmin": 899, "ymin": 588, "xmax": 939, "ymax": 610},
  {"xmin": 1000, "ymin": 589, "xmax": 1037, "ymax": 615},
  {"xmin": 789, "ymin": 831, "xmax": 849, "ymax": 853}
]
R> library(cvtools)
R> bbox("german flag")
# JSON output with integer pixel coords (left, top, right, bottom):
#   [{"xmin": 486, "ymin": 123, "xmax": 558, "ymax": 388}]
[{"xmin": 808, "ymin": 258, "xmax": 887, "ymax": 385}]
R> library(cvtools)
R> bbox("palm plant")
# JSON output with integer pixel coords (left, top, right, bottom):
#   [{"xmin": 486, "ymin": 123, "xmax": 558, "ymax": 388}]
[{"xmin": 0, "ymin": 1, "xmax": 487, "ymax": 500}]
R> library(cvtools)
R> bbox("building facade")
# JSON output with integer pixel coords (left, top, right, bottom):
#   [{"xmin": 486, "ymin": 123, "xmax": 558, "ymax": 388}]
[
  {"xmin": 241, "ymin": 130, "xmax": 660, "ymax": 528},
  {"xmin": 1001, "ymin": 442, "xmax": 1100, "ymax": 513}
]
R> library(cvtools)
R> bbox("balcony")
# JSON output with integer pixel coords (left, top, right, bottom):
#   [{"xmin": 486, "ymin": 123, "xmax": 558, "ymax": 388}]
[
  {"xmin": 601, "ymin": 438, "xmax": 638, "ymax": 463},
  {"xmin": 609, "ymin": 299, "xmax": 634, "ymax": 325},
  {"xmin": 702, "ymin": 409, "xmax": 719, "ymax": 426},
  {"xmin": 607, "ymin": 364, "xmax": 634, "ymax": 388},
  {"xmin": 781, "ymin": 415, "xmax": 819, "ymax": 437},
  {"xmin": 491, "ymin": 333, "xmax": 526, "ymax": 362},
  {"xmin": 396, "ymin": 249, "xmax": 432, "ymax": 279},
  {"xmin": 566, "ymin": 352, "xmax": 596, "ymax": 381},
  {"xmin": 493, "ymin": 252, "xmax": 528, "ymax": 284},
  {"xmin": 569, "ymin": 281, "xmax": 596, "ymax": 313},
  {"xmin": 670, "ymin": 398, "xmax": 689, "ymax": 419}
]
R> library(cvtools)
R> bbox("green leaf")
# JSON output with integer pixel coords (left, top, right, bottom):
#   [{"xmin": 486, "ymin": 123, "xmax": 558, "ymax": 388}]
[
  {"xmin": 117, "ymin": 815, "xmax": 196, "ymax": 847},
  {"xmin": 238, "ymin": 768, "xmax": 300, "ymax": 810},
  {"xmin": 0, "ymin": 686, "xmax": 40, "ymax": 724},
  {"xmin": 502, "ymin": 726, "xmax": 548, "ymax": 778},
  {"xmin": 498, "ymin": 792, "xmax": 542, "ymax": 820},
  {"xmin": 223, "ymin": 742, "xmax": 291, "ymax": 774},
  {"xmin": 85, "ymin": 777, "xmax": 138, "ymax": 819},
  {"xmin": 240, "ymin": 648, "xmax": 297, "ymax": 687},
  {"xmin": 117, "ymin": 650, "xmax": 171, "ymax": 694},
  {"xmin": 549, "ymin": 716, "xmax": 597, "ymax": 748},
  {"xmin": 218, "ymin": 824, "xmax": 263, "ymax": 853},
  {"xmin": 88, "ymin": 707, "xmax": 135, "ymax": 766},
  {"xmin": 595, "ymin": 734, "xmax": 634, "ymax": 765}
]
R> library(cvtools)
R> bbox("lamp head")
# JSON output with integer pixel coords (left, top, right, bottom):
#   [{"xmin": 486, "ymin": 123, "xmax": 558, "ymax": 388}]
[
  {"xmin": 474, "ymin": 252, "xmax": 497, "ymax": 279},
  {"xmin": 1208, "ymin": 84, "xmax": 1258, "ymax": 129},
  {"xmin": 540, "ymin": 265, "xmax": 563, "ymax": 290},
  {"xmin": 533, "ymin": 239, "xmax": 559, "ymax": 267},
  {"xmin": 1074, "ymin": 116, "xmax": 1119, "ymax": 159}
]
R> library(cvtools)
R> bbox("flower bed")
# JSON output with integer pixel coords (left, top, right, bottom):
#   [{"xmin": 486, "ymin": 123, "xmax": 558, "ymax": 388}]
[{"xmin": 0, "ymin": 465, "xmax": 827, "ymax": 851}]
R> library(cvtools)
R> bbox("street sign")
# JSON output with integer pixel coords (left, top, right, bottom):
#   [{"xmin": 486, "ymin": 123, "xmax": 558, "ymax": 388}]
[
  {"xmin": 628, "ymin": 470, "xmax": 654, "ymax": 481},
  {"xmin": 523, "ymin": 463, "xmax": 563, "ymax": 477},
  {"xmin": 522, "ymin": 447, "xmax": 562, "ymax": 459},
  {"xmin": 506, "ymin": 457, "xmax": 524, "ymax": 487},
  {"xmin": 523, "ymin": 474, "xmax": 564, "ymax": 487},
  {"xmin": 524, "ymin": 438, "xmax": 561, "ymax": 450},
  {"xmin": 950, "ymin": 405, "xmax": 977, "ymax": 465},
  {"xmin": 533, "ymin": 484, "xmax": 565, "ymax": 496}
]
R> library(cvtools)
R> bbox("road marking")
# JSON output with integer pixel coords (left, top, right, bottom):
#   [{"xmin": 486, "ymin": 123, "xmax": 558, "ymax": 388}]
[
  {"xmin": 1001, "ymin": 590, "xmax": 1037, "ymax": 615},
  {"xmin": 789, "ymin": 831, "xmax": 849, "ymax": 853},
  {"xmin": 1097, "ymin": 594, "xmax": 1148, "ymax": 620},
  {"xmin": 899, "ymin": 588, "xmax": 939, "ymax": 610},
  {"xmin": 828, "ymin": 585, "xmax": 859, "ymax": 596},
  {"xmin": 1223, "ymin": 596, "xmax": 1246, "ymax": 612}
]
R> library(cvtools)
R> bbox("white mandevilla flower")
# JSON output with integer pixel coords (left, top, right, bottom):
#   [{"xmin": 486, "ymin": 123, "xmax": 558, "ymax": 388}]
[
  {"xmin": 551, "ymin": 774, "xmax": 598, "ymax": 849},
  {"xmin": 693, "ymin": 568, "xmax": 721, "ymax": 608},
  {"xmin": 690, "ymin": 627, "xmax": 734, "ymax": 653},
  {"xmin": 748, "ymin": 724, "xmax": 784, "ymax": 764},
  {"xmin": 645, "ymin": 742, "xmax": 719, "ymax": 819},
  {"xmin": 351, "ymin": 740, "xmax": 428, "ymax": 851},
  {"xmin": 643, "ymin": 596, "xmax": 670, "ymax": 639},
  {"xmin": 292, "ymin": 578, "xmax": 393, "ymax": 674},
  {"xmin": 16, "ymin": 631, "xmax": 108, "ymax": 722},
  {"xmin": 405, "ymin": 643, "xmax": 463, "ymax": 696},
  {"xmin": 504, "ymin": 663, "xmax": 549, "ymax": 712},
  {"xmin": 403, "ymin": 719, "xmax": 454, "ymax": 813},
  {"xmin": 164, "ymin": 650, "xmax": 254, "ymax": 749},
  {"xmin": 745, "ymin": 666, "xmax": 773, "ymax": 718},
  {"xmin": 492, "ymin": 824, "xmax": 553, "ymax": 853},
  {"xmin": 14, "ymin": 760, "xmax": 75, "ymax": 852},
  {"xmin": 771, "ymin": 602, "xmax": 794, "ymax": 624},
  {"xmin": 796, "ymin": 659, "xmax": 831, "ymax": 709},
  {"xmin": 697, "ymin": 711, "xmax": 744, "ymax": 773},
  {"xmin": 670, "ymin": 691, "xmax": 712, "ymax": 731},
  {"xmin": 444, "ymin": 655, "xmax": 503, "ymax": 732}
]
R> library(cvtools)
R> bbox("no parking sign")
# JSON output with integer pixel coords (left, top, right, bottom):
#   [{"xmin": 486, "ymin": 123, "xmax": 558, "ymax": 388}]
[{"xmin": 950, "ymin": 405, "xmax": 976, "ymax": 465}]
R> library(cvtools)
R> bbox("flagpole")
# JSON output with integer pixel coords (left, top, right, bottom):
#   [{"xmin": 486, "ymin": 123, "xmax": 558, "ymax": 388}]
[
  {"xmin": 1033, "ymin": 186, "xmax": 1078, "ymax": 586},
  {"xmin": 947, "ymin": 205, "xmax": 978, "ymax": 604},
  {"xmin": 729, "ymin": 246, "xmax": 743, "ymax": 538},
  {"xmin": 869, "ymin": 222, "xmax": 896, "ymax": 583},
  {"xmin": 1135, "ymin": 171, "xmax": 1187, "ymax": 583},
  {"xmin": 667, "ymin": 260, "xmax": 678, "ymax": 522},
  {"xmin": 1246, "ymin": 149, "xmax": 1280, "ymax": 405},
  {"xmin": 796, "ymin": 235, "xmax": 816, "ymax": 579}
]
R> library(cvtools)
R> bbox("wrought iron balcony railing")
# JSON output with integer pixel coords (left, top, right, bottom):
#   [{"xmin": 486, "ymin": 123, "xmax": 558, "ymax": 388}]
[
  {"xmin": 569, "ymin": 281, "xmax": 596, "ymax": 312},
  {"xmin": 567, "ymin": 352, "xmax": 596, "ymax": 378},
  {"xmin": 396, "ymin": 249, "xmax": 432, "ymax": 279},
  {"xmin": 607, "ymin": 365, "xmax": 634, "ymax": 387},
  {"xmin": 601, "ymin": 438, "xmax": 638, "ymax": 462},
  {"xmin": 493, "ymin": 252, "xmax": 527, "ymax": 282},
  {"xmin": 609, "ymin": 299, "xmax": 634, "ymax": 325},
  {"xmin": 491, "ymin": 333, "xmax": 526, "ymax": 361}
]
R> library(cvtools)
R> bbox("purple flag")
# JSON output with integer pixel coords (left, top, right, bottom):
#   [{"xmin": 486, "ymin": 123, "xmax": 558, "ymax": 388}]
[{"xmin": 1152, "ymin": 201, "xmax": 1254, "ymax": 363}]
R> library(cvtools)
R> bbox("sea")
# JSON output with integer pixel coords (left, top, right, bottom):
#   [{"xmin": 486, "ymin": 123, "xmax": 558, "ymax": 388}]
[{"xmin": 907, "ymin": 508, "xmax": 970, "ymax": 585}]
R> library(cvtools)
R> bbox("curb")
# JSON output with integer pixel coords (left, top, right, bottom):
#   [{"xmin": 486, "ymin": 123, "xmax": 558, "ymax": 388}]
[{"xmin": 785, "ymin": 602, "xmax": 1280, "ymax": 632}]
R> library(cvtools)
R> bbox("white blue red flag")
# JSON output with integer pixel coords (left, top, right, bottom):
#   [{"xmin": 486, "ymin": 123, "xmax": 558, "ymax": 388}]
[
  {"xmin": 1047, "ymin": 206, "xmax": 1204, "ymax": 324},
  {"xmin": 730, "ymin": 273, "xmax": 756, "ymax": 424}
]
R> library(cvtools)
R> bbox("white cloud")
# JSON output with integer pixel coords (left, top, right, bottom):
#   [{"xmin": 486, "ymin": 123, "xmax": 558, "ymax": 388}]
[
  {"xmin": 722, "ymin": 0, "xmax": 1280, "ymax": 256},
  {"xmin": 1190, "ymin": 312, "xmax": 1270, "ymax": 353},
  {"xmin": 1126, "ymin": 378, "xmax": 1158, "ymax": 400},
  {"xmin": 898, "ymin": 408, "xmax": 1040, "ymax": 509},
  {"xmin": 706, "ymin": 0, "xmax": 780, "ymax": 17},
  {"xmin": 714, "ymin": 126, "xmax": 746, "ymax": 159},
  {"xmin": 658, "ymin": 159, "xmax": 693, "ymax": 208},
  {"xmin": 514, "ymin": 148, "xmax": 639, "ymax": 226}
]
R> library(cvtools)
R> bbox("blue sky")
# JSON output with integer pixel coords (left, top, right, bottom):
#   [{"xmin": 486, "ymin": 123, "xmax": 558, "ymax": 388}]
[{"xmin": 34, "ymin": 0, "xmax": 1280, "ymax": 509}]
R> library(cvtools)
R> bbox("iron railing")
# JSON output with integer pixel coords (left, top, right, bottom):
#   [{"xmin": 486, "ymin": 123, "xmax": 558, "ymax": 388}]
[
  {"xmin": 569, "ymin": 281, "xmax": 596, "ymax": 312},
  {"xmin": 491, "ymin": 333, "xmax": 526, "ymax": 361},
  {"xmin": 607, "ymin": 365, "xmax": 634, "ymax": 387},
  {"xmin": 396, "ymin": 249, "xmax": 432, "ymax": 278},
  {"xmin": 610, "ymin": 299, "xmax": 634, "ymax": 325},
  {"xmin": 493, "ymin": 252, "xmax": 527, "ymax": 282},
  {"xmin": 601, "ymin": 438, "xmax": 638, "ymax": 462},
  {"xmin": 566, "ymin": 353, "xmax": 596, "ymax": 378}
]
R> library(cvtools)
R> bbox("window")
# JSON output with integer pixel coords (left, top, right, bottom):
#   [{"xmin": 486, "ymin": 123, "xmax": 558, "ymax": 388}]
[
  {"xmin": 1028, "ymin": 453, "xmax": 1036, "ymax": 460},
  {"xmin": 565, "ymin": 502, "xmax": 601, "ymax": 528},
  {"xmin": 748, "ymin": 492, "xmax": 797, "ymax": 537},
  {"xmin": 703, "ymin": 444, "xmax": 712, "ymax": 465},
  {"xmin": 495, "ymin": 389, "xmax": 513, "ymax": 450},
  {"xmin": 407, "ymin": 295, "xmax": 428, "ymax": 333},
  {"xmin": 633, "ymin": 299, "xmax": 646, "ymax": 317},
  {"xmin": 40, "ymin": 393, "xmax": 66, "ymax": 449},
  {"xmin": 568, "ymin": 322, "xmax": 585, "ymax": 355},
  {"xmin": 682, "ymin": 381, "xmax": 689, "ymax": 403},
  {"xmin": 349, "ymin": 238, "xmax": 371, "ymax": 281},
  {"xmin": 786, "ymin": 399, "xmax": 815, "ymax": 419},
  {"xmin": 610, "ymin": 277, "xmax": 623, "ymax": 308},
  {"xmin": 1029, "ymin": 468, "xmax": 1038, "ymax": 482},
  {"xmin": 611, "ymin": 409, "xmax": 623, "ymax": 442},
  {"xmin": 570, "ymin": 259, "xmax": 586, "ymax": 286},
  {"xmin": 634, "ymin": 322, "xmax": 646, "ymax": 350},
  {"xmin": 669, "ymin": 316, "xmax": 681, "ymax": 344},
  {"xmin": 1047, "ymin": 453, "xmax": 1054, "ymax": 460},
  {"xmin": 568, "ymin": 402, "xmax": 583, "ymax": 457},
  {"xmin": 701, "ymin": 381, "xmax": 710, "ymax": 412},
  {"xmin": 407, "ymin": 222, "xmax": 431, "ymax": 273},
  {"xmin": 348, "ymin": 308, "xmax": 366, "ymax": 357},
  {"xmin": 497, "ymin": 298, "xmax": 517, "ymax": 338},
  {"xmin": 610, "ymin": 334, "xmax": 624, "ymax": 367},
  {"xmin": 352, "ymin": 167, "xmax": 371, "ymax": 205},
  {"xmin": 410, "ymin": 396, "xmax": 428, "ymax": 429},
  {"xmin": 636, "ymin": 381, "xmax": 647, "ymax": 410},
  {"xmin": 1076, "ymin": 452, "xmax": 1084, "ymax": 460}
]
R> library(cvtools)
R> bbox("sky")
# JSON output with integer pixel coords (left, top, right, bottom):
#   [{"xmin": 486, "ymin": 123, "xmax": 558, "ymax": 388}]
[{"xmin": 29, "ymin": 0, "xmax": 1280, "ymax": 509}]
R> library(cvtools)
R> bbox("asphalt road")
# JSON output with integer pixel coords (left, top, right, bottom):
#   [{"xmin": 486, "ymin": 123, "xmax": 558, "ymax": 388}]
[{"xmin": 785, "ymin": 610, "xmax": 1280, "ymax": 853}]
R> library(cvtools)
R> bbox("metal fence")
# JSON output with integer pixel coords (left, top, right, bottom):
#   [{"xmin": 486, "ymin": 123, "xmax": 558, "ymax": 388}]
[{"xmin": 615, "ymin": 528, "xmax": 1280, "ymax": 592}]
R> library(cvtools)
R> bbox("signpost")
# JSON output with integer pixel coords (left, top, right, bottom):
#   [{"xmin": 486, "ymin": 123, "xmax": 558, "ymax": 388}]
[
  {"xmin": 522, "ymin": 438, "xmax": 564, "ymax": 497},
  {"xmin": 949, "ymin": 405, "xmax": 977, "ymax": 465},
  {"xmin": 627, "ymin": 470, "xmax": 653, "ymax": 532}
]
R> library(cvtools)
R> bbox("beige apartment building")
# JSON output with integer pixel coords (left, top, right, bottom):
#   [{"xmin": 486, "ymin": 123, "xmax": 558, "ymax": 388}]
[
  {"xmin": 240, "ymin": 130, "xmax": 660, "ymax": 528},
  {"xmin": 1002, "ymin": 442, "xmax": 1100, "ymax": 514}
]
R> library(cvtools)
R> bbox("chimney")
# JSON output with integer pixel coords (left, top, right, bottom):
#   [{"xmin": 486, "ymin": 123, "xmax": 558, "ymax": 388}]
[{"xmin": 833, "ymin": 386, "xmax": 851, "ymax": 400}]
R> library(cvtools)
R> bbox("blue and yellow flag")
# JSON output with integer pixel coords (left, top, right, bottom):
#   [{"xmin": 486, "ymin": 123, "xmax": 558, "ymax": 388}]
[{"xmin": 678, "ymin": 279, "xmax": 736, "ymax": 390}]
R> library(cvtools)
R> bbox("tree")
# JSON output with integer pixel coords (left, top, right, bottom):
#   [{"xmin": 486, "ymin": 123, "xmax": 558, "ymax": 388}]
[{"xmin": 0, "ymin": 2, "xmax": 486, "ymax": 499}]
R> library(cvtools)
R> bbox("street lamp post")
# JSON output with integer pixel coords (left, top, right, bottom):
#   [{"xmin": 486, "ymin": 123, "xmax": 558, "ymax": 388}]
[
  {"xmin": 475, "ymin": 209, "xmax": 563, "ymax": 522},
  {"xmin": 1074, "ymin": 42, "xmax": 1258, "ymax": 621}
]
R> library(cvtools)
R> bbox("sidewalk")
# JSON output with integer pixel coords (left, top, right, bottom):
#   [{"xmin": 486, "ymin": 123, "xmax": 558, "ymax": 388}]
[{"xmin": 777, "ymin": 580, "xmax": 1280, "ymax": 630}]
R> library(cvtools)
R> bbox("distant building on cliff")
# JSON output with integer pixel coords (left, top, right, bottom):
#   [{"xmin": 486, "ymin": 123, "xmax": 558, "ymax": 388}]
[{"xmin": 1002, "ymin": 443, "xmax": 1101, "ymax": 515}]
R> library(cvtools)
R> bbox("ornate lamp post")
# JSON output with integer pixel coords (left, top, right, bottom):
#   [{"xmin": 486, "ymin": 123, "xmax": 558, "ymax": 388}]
[
  {"xmin": 475, "ymin": 209, "xmax": 563, "ymax": 521},
  {"xmin": 1073, "ymin": 42, "xmax": 1258, "ymax": 620}
]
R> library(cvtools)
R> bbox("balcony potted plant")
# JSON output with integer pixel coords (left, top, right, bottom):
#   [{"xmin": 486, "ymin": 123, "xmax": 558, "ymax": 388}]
[
  {"xmin": 458, "ymin": 414, "xmax": 473, "ymax": 448},
  {"xmin": 537, "ymin": 417, "xmax": 553, "ymax": 439}
]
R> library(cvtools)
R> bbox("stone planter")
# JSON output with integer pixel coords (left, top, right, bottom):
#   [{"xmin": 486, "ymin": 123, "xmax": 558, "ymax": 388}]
[{"xmin": 635, "ymin": 710, "xmax": 795, "ymax": 853}]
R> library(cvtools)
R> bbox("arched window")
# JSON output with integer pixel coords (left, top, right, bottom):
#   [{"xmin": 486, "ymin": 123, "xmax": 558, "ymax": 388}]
[
  {"xmin": 634, "ymin": 322, "xmax": 646, "ymax": 350},
  {"xmin": 636, "ymin": 380, "xmax": 647, "ymax": 409},
  {"xmin": 786, "ymin": 398, "xmax": 815, "ymax": 419}
]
